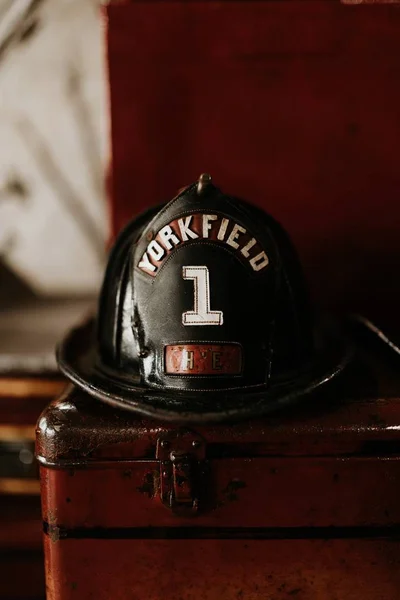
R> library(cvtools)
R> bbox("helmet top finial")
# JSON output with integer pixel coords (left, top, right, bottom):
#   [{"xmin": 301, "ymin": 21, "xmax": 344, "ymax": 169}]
[{"xmin": 197, "ymin": 173, "xmax": 212, "ymax": 195}]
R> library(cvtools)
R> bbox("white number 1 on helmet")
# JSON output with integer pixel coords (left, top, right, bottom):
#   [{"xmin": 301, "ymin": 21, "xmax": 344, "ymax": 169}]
[{"xmin": 182, "ymin": 266, "xmax": 223, "ymax": 326}]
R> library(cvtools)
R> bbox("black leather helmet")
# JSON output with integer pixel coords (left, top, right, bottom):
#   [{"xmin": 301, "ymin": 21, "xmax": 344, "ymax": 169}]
[{"xmin": 58, "ymin": 175, "xmax": 350, "ymax": 423}]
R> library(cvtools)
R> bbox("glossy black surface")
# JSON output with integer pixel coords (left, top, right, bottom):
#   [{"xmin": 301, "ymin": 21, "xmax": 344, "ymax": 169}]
[{"xmin": 58, "ymin": 179, "xmax": 351, "ymax": 422}]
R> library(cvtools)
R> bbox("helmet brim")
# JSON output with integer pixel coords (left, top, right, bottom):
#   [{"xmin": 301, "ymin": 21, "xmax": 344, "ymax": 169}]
[{"xmin": 57, "ymin": 318, "xmax": 353, "ymax": 424}]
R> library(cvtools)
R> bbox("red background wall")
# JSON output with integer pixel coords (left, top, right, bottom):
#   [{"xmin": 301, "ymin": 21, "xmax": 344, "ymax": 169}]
[{"xmin": 106, "ymin": 1, "xmax": 400, "ymax": 331}]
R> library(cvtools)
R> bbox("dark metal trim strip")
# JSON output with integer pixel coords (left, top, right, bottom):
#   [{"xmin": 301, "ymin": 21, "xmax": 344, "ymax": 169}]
[{"xmin": 43, "ymin": 523, "xmax": 400, "ymax": 541}]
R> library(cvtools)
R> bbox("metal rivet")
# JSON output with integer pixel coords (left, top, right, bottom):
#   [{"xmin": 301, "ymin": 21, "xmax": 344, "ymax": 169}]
[
  {"xmin": 192, "ymin": 440, "xmax": 201, "ymax": 448},
  {"xmin": 160, "ymin": 440, "xmax": 170, "ymax": 449},
  {"xmin": 139, "ymin": 349, "xmax": 149, "ymax": 358},
  {"xmin": 197, "ymin": 173, "xmax": 212, "ymax": 195}
]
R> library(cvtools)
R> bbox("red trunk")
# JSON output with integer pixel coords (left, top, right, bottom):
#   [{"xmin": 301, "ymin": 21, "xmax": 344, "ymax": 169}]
[{"xmin": 37, "ymin": 356, "xmax": 400, "ymax": 599}]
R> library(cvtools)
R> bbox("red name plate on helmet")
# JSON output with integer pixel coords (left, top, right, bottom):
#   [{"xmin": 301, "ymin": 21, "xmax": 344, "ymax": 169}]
[{"xmin": 165, "ymin": 344, "xmax": 242, "ymax": 376}]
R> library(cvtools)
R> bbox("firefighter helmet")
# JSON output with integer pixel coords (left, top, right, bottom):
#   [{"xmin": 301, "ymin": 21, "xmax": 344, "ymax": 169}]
[{"xmin": 58, "ymin": 175, "xmax": 350, "ymax": 422}]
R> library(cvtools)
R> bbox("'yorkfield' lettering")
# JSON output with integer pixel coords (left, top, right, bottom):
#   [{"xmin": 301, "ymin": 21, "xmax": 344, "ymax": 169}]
[{"xmin": 138, "ymin": 212, "xmax": 269, "ymax": 276}]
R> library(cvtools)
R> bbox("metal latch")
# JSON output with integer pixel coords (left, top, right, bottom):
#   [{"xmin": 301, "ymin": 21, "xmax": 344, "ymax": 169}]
[{"xmin": 156, "ymin": 431, "xmax": 206, "ymax": 516}]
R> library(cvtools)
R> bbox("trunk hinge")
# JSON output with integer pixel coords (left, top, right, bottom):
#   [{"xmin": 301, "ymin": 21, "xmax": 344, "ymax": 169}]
[{"xmin": 156, "ymin": 431, "xmax": 206, "ymax": 516}]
